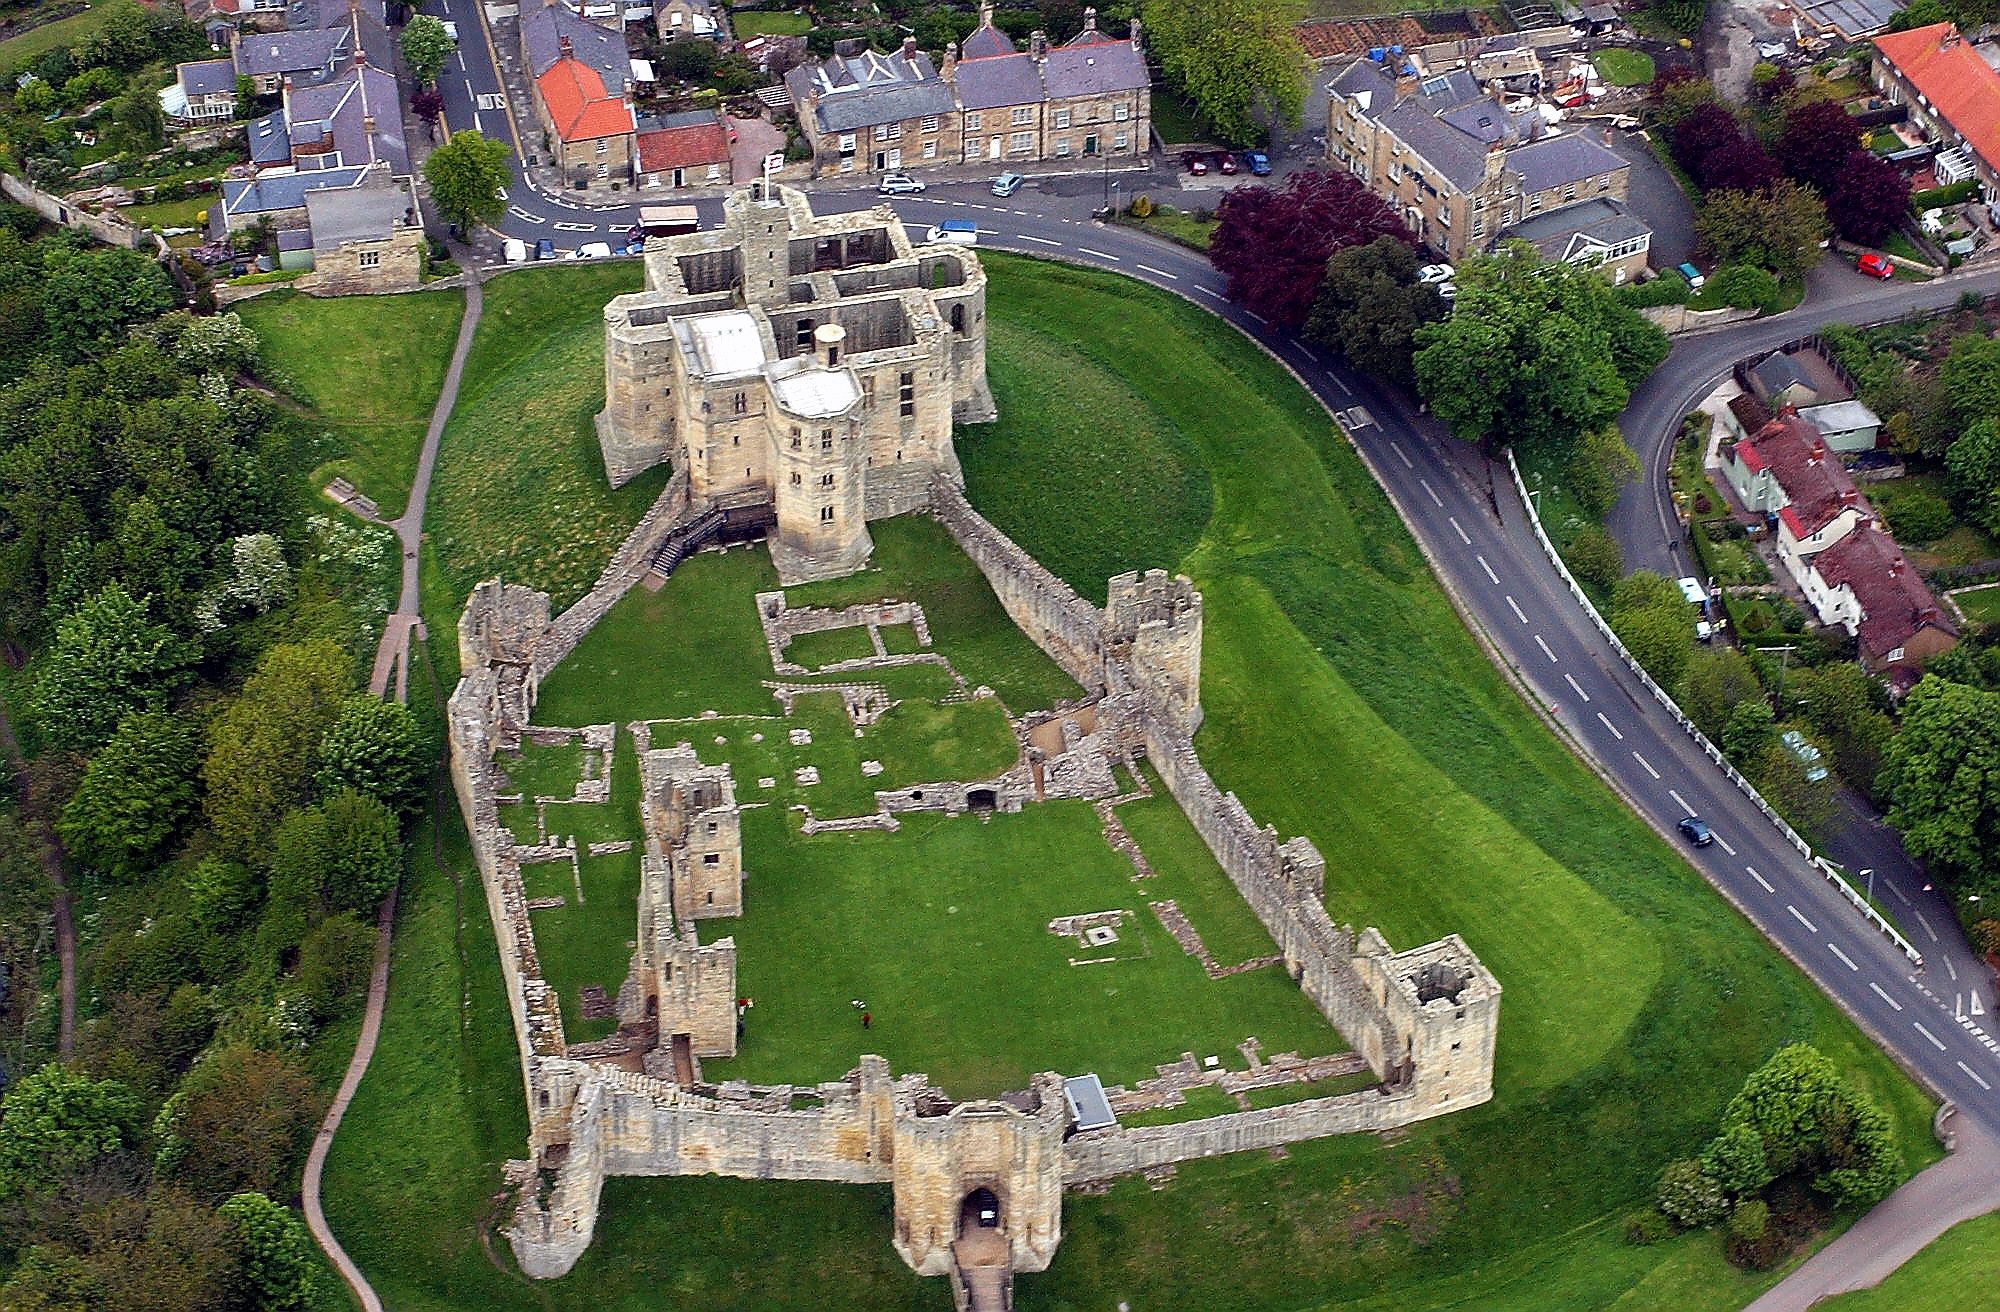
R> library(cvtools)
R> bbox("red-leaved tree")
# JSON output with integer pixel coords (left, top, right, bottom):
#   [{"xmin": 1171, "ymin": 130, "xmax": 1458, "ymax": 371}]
[
  {"xmin": 1208, "ymin": 169, "xmax": 1412, "ymax": 330},
  {"xmin": 1828, "ymin": 152, "xmax": 1912, "ymax": 246},
  {"xmin": 1669, "ymin": 102, "xmax": 1745, "ymax": 179},
  {"xmin": 1697, "ymin": 137, "xmax": 1780, "ymax": 194},
  {"xmin": 1777, "ymin": 99, "xmax": 1867, "ymax": 195}
]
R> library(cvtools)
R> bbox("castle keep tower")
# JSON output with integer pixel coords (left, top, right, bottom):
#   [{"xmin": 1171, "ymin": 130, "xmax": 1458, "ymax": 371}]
[{"xmin": 596, "ymin": 181, "xmax": 995, "ymax": 583}]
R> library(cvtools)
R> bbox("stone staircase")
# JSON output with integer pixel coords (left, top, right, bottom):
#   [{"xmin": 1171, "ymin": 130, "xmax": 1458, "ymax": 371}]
[
  {"xmin": 647, "ymin": 508, "xmax": 725, "ymax": 579},
  {"xmin": 951, "ymin": 1230, "xmax": 1011, "ymax": 1312}
]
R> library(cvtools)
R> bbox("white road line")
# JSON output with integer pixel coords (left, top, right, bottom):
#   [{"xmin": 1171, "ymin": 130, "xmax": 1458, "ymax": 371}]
[
  {"xmin": 1419, "ymin": 478, "xmax": 1443, "ymax": 507},
  {"xmin": 1564, "ymin": 672, "xmax": 1590, "ymax": 702},
  {"xmin": 1958, "ymin": 993, "xmax": 1965, "ymax": 1019},
  {"xmin": 1916, "ymin": 911, "xmax": 1940, "ymax": 944},
  {"xmin": 1633, "ymin": 751, "xmax": 1660, "ymax": 779},
  {"xmin": 455, "ymin": 49, "xmax": 466, "ymax": 70},
  {"xmin": 1870, "ymin": 981, "xmax": 1903, "ymax": 1010},
  {"xmin": 1299, "ymin": 346, "xmax": 1320, "ymax": 365},
  {"xmin": 1391, "ymin": 442, "xmax": 1414, "ymax": 469},
  {"xmin": 1477, "ymin": 555, "xmax": 1498, "ymax": 585},
  {"xmin": 1246, "ymin": 310, "xmax": 1268, "ymax": 325},
  {"xmin": 1748, "ymin": 866, "xmax": 1774, "ymax": 892},
  {"xmin": 1788, "ymin": 905, "xmax": 1818, "ymax": 932},
  {"xmin": 1889, "ymin": 880, "xmax": 1913, "ymax": 907},
  {"xmin": 1328, "ymin": 373, "xmax": 1353, "ymax": 398},
  {"xmin": 1714, "ymin": 835, "xmax": 1737, "ymax": 857},
  {"xmin": 1668, "ymin": 788, "xmax": 1693, "ymax": 815},
  {"xmin": 508, "ymin": 206, "xmax": 545, "ymax": 223},
  {"xmin": 1596, "ymin": 711, "xmax": 1624, "ymax": 741},
  {"xmin": 1019, "ymin": 234, "xmax": 1060, "ymax": 246},
  {"xmin": 1077, "ymin": 247, "xmax": 1120, "ymax": 261},
  {"xmin": 1533, "ymin": 633, "xmax": 1558, "ymax": 663},
  {"xmin": 1958, "ymin": 1060, "xmax": 1992, "ymax": 1091},
  {"xmin": 1448, "ymin": 516, "xmax": 1470, "ymax": 545},
  {"xmin": 1828, "ymin": 942, "xmax": 1859, "ymax": 971},
  {"xmin": 553, "ymin": 221, "xmax": 596, "ymax": 232},
  {"xmin": 1136, "ymin": 263, "xmax": 1179, "ymax": 279},
  {"xmin": 472, "ymin": 109, "xmax": 484, "ymax": 135},
  {"xmin": 1947, "ymin": 956, "xmax": 1959, "ymax": 981},
  {"xmin": 1507, "ymin": 595, "xmax": 1528, "ymax": 623},
  {"xmin": 1191, "ymin": 285, "xmax": 1225, "ymax": 300},
  {"xmin": 1915, "ymin": 1021, "xmax": 1948, "ymax": 1051}
]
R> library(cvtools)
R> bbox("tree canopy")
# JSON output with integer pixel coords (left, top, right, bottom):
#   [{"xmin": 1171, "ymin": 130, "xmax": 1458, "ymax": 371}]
[
  {"xmin": 57, "ymin": 710, "xmax": 202, "ymax": 878},
  {"xmin": 1141, "ymin": 0, "xmax": 1306, "ymax": 147},
  {"xmin": 400, "ymin": 15, "xmax": 454, "ymax": 88},
  {"xmin": 1881, "ymin": 674, "xmax": 2000, "ymax": 906},
  {"xmin": 1303, "ymin": 235, "xmax": 1444, "ymax": 388},
  {"xmin": 423, "ymin": 130, "xmax": 511, "ymax": 234},
  {"xmin": 0, "ymin": 1064, "xmax": 141, "ymax": 1207},
  {"xmin": 1693, "ymin": 181, "xmax": 1827, "ymax": 284},
  {"xmin": 202, "ymin": 640, "xmax": 352, "ymax": 853},
  {"xmin": 29, "ymin": 583, "xmax": 192, "ymax": 751},
  {"xmin": 1209, "ymin": 169, "xmax": 1411, "ymax": 331},
  {"xmin": 315, "ymin": 697, "xmax": 427, "ymax": 814}
]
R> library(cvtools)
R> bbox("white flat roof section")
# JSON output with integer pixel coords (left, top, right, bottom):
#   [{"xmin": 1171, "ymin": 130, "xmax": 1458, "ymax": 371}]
[
  {"xmin": 1064, "ymin": 1073, "xmax": 1117, "ymax": 1131},
  {"xmin": 682, "ymin": 310, "xmax": 768, "ymax": 378},
  {"xmin": 765, "ymin": 358, "xmax": 861, "ymax": 417}
]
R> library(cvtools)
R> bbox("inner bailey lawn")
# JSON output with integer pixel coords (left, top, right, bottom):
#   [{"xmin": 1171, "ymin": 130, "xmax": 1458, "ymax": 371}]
[{"xmin": 282, "ymin": 257, "xmax": 1942, "ymax": 1311}]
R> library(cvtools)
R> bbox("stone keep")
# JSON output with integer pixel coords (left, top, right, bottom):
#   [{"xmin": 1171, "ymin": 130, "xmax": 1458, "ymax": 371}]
[
  {"xmin": 596, "ymin": 181, "xmax": 996, "ymax": 583},
  {"xmin": 642, "ymin": 745, "xmax": 745, "ymax": 920}
]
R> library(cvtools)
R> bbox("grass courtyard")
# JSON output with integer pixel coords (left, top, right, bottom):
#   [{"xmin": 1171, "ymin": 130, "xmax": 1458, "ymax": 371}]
[{"xmin": 309, "ymin": 254, "xmax": 1943, "ymax": 1312}]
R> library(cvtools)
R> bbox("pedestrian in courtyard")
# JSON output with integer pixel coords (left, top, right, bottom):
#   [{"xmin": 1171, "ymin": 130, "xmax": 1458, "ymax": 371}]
[{"xmin": 862, "ymin": 1011, "xmax": 872, "ymax": 1029}]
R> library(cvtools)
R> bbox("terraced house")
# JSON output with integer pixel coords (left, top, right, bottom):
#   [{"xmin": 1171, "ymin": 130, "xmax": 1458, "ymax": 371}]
[
  {"xmin": 1324, "ymin": 53, "xmax": 1641, "ymax": 271},
  {"xmin": 947, "ymin": 4, "xmax": 1149, "ymax": 166},
  {"xmin": 786, "ymin": 38, "xmax": 961, "ymax": 177}
]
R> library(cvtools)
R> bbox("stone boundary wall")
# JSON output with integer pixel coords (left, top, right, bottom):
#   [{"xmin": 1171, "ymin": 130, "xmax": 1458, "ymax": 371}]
[
  {"xmin": 2, "ymin": 173, "xmax": 150, "ymax": 250},
  {"xmin": 1063, "ymin": 1084, "xmax": 1421, "ymax": 1183},
  {"xmin": 531, "ymin": 467, "xmax": 694, "ymax": 678},
  {"xmin": 928, "ymin": 479, "xmax": 1105, "ymax": 686}
]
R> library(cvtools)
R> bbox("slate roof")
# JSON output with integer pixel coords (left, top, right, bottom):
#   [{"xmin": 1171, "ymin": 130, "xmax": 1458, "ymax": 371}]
[
  {"xmin": 538, "ymin": 54, "xmax": 636, "ymax": 141},
  {"xmin": 1873, "ymin": 23, "xmax": 2000, "ymax": 171},
  {"xmin": 234, "ymin": 27, "xmax": 348, "ymax": 78},
  {"xmin": 285, "ymin": 60, "xmax": 409, "ymax": 175},
  {"xmin": 247, "ymin": 108, "xmax": 292, "ymax": 164},
  {"xmin": 1811, "ymin": 522, "xmax": 1956, "ymax": 665},
  {"xmin": 522, "ymin": 2, "xmax": 629, "ymax": 88},
  {"xmin": 954, "ymin": 51, "xmax": 1042, "ymax": 111},
  {"xmin": 221, "ymin": 163, "xmax": 370, "ymax": 216},
  {"xmin": 1504, "ymin": 130, "xmax": 1624, "ymax": 191},
  {"xmin": 178, "ymin": 57, "xmax": 238, "ymax": 97},
  {"xmin": 787, "ymin": 48, "xmax": 954, "ymax": 133},
  {"xmin": 637, "ymin": 108, "xmax": 731, "ymax": 171},
  {"xmin": 303, "ymin": 174, "xmax": 415, "ymax": 250},
  {"xmin": 1328, "ymin": 59, "xmax": 1494, "ymax": 190},
  {"xmin": 960, "ymin": 19, "xmax": 1015, "ymax": 58},
  {"xmin": 1043, "ymin": 32, "xmax": 1146, "ymax": 97},
  {"xmin": 1750, "ymin": 352, "xmax": 1819, "ymax": 404},
  {"xmin": 1498, "ymin": 195, "xmax": 1648, "ymax": 258}
]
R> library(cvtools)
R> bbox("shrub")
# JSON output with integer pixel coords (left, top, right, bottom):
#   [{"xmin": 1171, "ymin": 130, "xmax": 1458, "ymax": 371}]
[
  {"xmin": 1724, "ymin": 1198, "xmax": 1777, "ymax": 1269},
  {"xmin": 1970, "ymin": 918, "xmax": 2000, "ymax": 956},
  {"xmin": 1658, "ymin": 1158, "xmax": 1729, "ymax": 1228},
  {"xmin": 1705, "ymin": 264, "xmax": 1782, "ymax": 313},
  {"xmin": 1616, "ymin": 275, "xmax": 1692, "ymax": 308},
  {"xmin": 1129, "ymin": 193, "xmax": 1155, "ymax": 218},
  {"xmin": 1567, "ymin": 525, "xmax": 1625, "ymax": 591},
  {"xmin": 1880, "ymin": 489, "xmax": 1953, "ymax": 545},
  {"xmin": 1625, "ymin": 1209, "xmax": 1671, "ymax": 1245},
  {"xmin": 1912, "ymin": 180, "xmax": 1979, "ymax": 210}
]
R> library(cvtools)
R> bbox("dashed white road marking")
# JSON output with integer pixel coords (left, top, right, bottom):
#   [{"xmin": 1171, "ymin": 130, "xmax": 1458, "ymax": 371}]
[
  {"xmin": 1975, "ymin": 993, "xmax": 1986, "ymax": 1016},
  {"xmin": 1748, "ymin": 866, "xmax": 1774, "ymax": 892},
  {"xmin": 1787, "ymin": 905, "xmax": 1817, "ymax": 932},
  {"xmin": 1298, "ymin": 346, "xmax": 1320, "ymax": 365},
  {"xmin": 1828, "ymin": 942, "xmax": 1859, "ymax": 971},
  {"xmin": 1596, "ymin": 711, "xmax": 1623, "ymax": 740},
  {"xmin": 1947, "ymin": 956, "xmax": 1959, "ymax": 981},
  {"xmin": 1533, "ymin": 633, "xmax": 1558, "ymax": 663},
  {"xmin": 1328, "ymin": 373, "xmax": 1353, "ymax": 397},
  {"xmin": 1667, "ymin": 789, "xmax": 1693, "ymax": 815},
  {"xmin": 1915, "ymin": 1021, "xmax": 1948, "ymax": 1051},
  {"xmin": 1136, "ymin": 263, "xmax": 1178, "ymax": 279},
  {"xmin": 1958, "ymin": 1060, "xmax": 1992, "ymax": 1091},
  {"xmin": 1019, "ymin": 234, "xmax": 1060, "ymax": 246},
  {"xmin": 1391, "ymin": 442, "xmax": 1414, "ymax": 469},
  {"xmin": 1419, "ymin": 478, "xmax": 1443, "ymax": 507},
  {"xmin": 553, "ymin": 220, "xmax": 596, "ymax": 232},
  {"xmin": 1889, "ymin": 880, "xmax": 1913, "ymax": 907},
  {"xmin": 1245, "ymin": 310, "xmax": 1268, "ymax": 325},
  {"xmin": 1632, "ymin": 751, "xmax": 1659, "ymax": 779},
  {"xmin": 1564, "ymin": 672, "xmax": 1590, "ymax": 702},
  {"xmin": 1477, "ymin": 555, "xmax": 1498, "ymax": 585},
  {"xmin": 1078, "ymin": 247, "xmax": 1120, "ymax": 261},
  {"xmin": 1507, "ymin": 595, "xmax": 1528, "ymax": 624},
  {"xmin": 507, "ymin": 206, "xmax": 545, "ymax": 223},
  {"xmin": 1448, "ymin": 516, "xmax": 1470, "ymax": 545},
  {"xmin": 1714, "ymin": 835, "xmax": 1736, "ymax": 857},
  {"xmin": 1870, "ymin": 981, "xmax": 1903, "ymax": 1010},
  {"xmin": 1191, "ymin": 285, "xmax": 1226, "ymax": 300},
  {"xmin": 1916, "ymin": 911, "xmax": 1940, "ymax": 944}
]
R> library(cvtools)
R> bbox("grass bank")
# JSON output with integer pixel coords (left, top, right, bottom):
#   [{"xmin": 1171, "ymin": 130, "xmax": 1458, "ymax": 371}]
[{"xmin": 1816, "ymin": 1211, "xmax": 2000, "ymax": 1310}]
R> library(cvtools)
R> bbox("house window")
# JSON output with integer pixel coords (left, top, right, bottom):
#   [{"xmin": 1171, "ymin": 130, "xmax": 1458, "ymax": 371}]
[
  {"xmin": 877, "ymin": 122, "xmax": 901, "ymax": 142},
  {"xmin": 1113, "ymin": 102, "xmax": 1129, "ymax": 122},
  {"xmin": 1470, "ymin": 217, "xmax": 1485, "ymax": 239},
  {"xmin": 1113, "ymin": 130, "xmax": 1127, "ymax": 150},
  {"xmin": 1011, "ymin": 106, "xmax": 1033, "ymax": 126},
  {"xmin": 596, "ymin": 139, "xmax": 608, "ymax": 155},
  {"xmin": 898, "ymin": 370, "xmax": 915, "ymax": 416},
  {"xmin": 1053, "ymin": 107, "xmax": 1071, "ymax": 129},
  {"xmin": 921, "ymin": 115, "xmax": 940, "ymax": 133},
  {"xmin": 820, "ymin": 429, "xmax": 833, "ymax": 450},
  {"xmin": 838, "ymin": 133, "xmax": 856, "ymax": 154},
  {"xmin": 1598, "ymin": 174, "xmax": 1612, "ymax": 191},
  {"xmin": 886, "ymin": 147, "xmax": 901, "ymax": 168},
  {"xmin": 966, "ymin": 112, "xmax": 981, "ymax": 130},
  {"xmin": 819, "ymin": 504, "xmax": 835, "ymax": 522},
  {"xmin": 1054, "ymin": 141, "xmax": 1071, "ymax": 157},
  {"xmin": 1561, "ymin": 183, "xmax": 1576, "ymax": 202},
  {"xmin": 733, "ymin": 392, "xmax": 747, "ymax": 414},
  {"xmin": 702, "ymin": 853, "xmax": 719, "ymax": 866},
  {"xmin": 861, "ymin": 376, "xmax": 875, "ymax": 406},
  {"xmin": 1009, "ymin": 132, "xmax": 1032, "ymax": 153},
  {"xmin": 923, "ymin": 139, "xmax": 937, "ymax": 159},
  {"xmin": 1528, "ymin": 193, "xmax": 1542, "ymax": 212},
  {"xmin": 1436, "ymin": 206, "xmax": 1450, "ymax": 227},
  {"xmin": 790, "ymin": 471, "xmax": 801, "ymax": 485},
  {"xmin": 819, "ymin": 472, "xmax": 835, "ymax": 487},
  {"xmin": 705, "ymin": 164, "xmax": 722, "ymax": 181},
  {"xmin": 597, "ymin": 163, "xmax": 610, "ymax": 178},
  {"xmin": 358, "ymin": 249, "xmax": 381, "ymax": 269}
]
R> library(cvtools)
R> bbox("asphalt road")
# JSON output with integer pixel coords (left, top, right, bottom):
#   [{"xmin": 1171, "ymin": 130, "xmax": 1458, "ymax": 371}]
[{"xmin": 421, "ymin": 10, "xmax": 2000, "ymax": 1129}]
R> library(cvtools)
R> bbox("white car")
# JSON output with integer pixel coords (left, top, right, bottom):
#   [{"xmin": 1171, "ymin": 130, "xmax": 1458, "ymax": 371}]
[
  {"xmin": 441, "ymin": 18, "xmax": 459, "ymax": 42},
  {"xmin": 1676, "ymin": 576, "xmax": 1706, "ymax": 606},
  {"xmin": 565, "ymin": 241, "xmax": 614, "ymax": 261},
  {"xmin": 1434, "ymin": 281, "xmax": 1458, "ymax": 303},
  {"xmin": 503, "ymin": 237, "xmax": 526, "ymax": 264},
  {"xmin": 925, "ymin": 220, "xmax": 977, "ymax": 246},
  {"xmin": 877, "ymin": 172, "xmax": 926, "ymax": 195},
  {"xmin": 1417, "ymin": 262, "xmax": 1455, "ymax": 285}
]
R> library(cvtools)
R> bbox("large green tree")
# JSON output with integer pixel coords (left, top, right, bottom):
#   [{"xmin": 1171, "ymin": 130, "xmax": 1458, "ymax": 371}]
[
  {"xmin": 1141, "ymin": 0, "xmax": 1305, "ymax": 146},
  {"xmin": 0, "ymin": 1065, "xmax": 141, "ymax": 1208},
  {"xmin": 267, "ymin": 789, "xmax": 402, "ymax": 935},
  {"xmin": 1711, "ymin": 1043, "xmax": 1899, "ymax": 1209},
  {"xmin": 36, "ymin": 244, "xmax": 176, "ymax": 363},
  {"xmin": 1881, "ymin": 674, "xmax": 2000, "ymax": 906},
  {"xmin": 1413, "ymin": 242, "xmax": 1667, "ymax": 452},
  {"xmin": 422, "ymin": 129, "xmax": 511, "ymax": 235},
  {"xmin": 202, "ymin": 640, "xmax": 351, "ymax": 853},
  {"xmin": 57, "ymin": 710, "xmax": 202, "ymax": 878},
  {"xmin": 152, "ymin": 1046, "xmax": 315, "ymax": 1200},
  {"xmin": 315, "ymin": 696, "xmax": 427, "ymax": 814},
  {"xmin": 1304, "ymin": 235, "xmax": 1445, "ymax": 388},
  {"xmin": 29, "ymin": 583, "xmax": 191, "ymax": 751},
  {"xmin": 399, "ymin": 14, "xmax": 454, "ymax": 88},
  {"xmin": 1693, "ymin": 181, "xmax": 1826, "ymax": 284},
  {"xmin": 220, "ymin": 1191, "xmax": 318, "ymax": 1310}
]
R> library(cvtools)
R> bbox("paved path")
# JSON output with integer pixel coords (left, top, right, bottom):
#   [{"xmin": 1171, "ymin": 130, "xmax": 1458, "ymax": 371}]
[
  {"xmin": 1750, "ymin": 1116, "xmax": 2000, "ymax": 1310},
  {"xmin": 312, "ymin": 272, "xmax": 484, "ymax": 1310}
]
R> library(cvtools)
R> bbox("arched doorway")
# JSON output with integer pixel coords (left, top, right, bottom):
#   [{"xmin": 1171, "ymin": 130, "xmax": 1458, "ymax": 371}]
[
  {"xmin": 966, "ymin": 787, "xmax": 997, "ymax": 812},
  {"xmin": 960, "ymin": 1186, "xmax": 1001, "ymax": 1237}
]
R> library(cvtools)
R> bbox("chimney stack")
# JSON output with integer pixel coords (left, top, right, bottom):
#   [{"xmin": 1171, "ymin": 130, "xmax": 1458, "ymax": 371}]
[
  {"xmin": 559, "ymin": 34, "xmax": 574, "ymax": 58},
  {"xmin": 901, "ymin": 34, "xmax": 917, "ymax": 65},
  {"xmin": 978, "ymin": 0, "xmax": 993, "ymax": 28},
  {"xmin": 1030, "ymin": 29, "xmax": 1047, "ymax": 59},
  {"xmin": 815, "ymin": 322, "xmax": 846, "ymax": 369},
  {"xmin": 941, "ymin": 41, "xmax": 957, "ymax": 81},
  {"xmin": 1130, "ymin": 16, "xmax": 1143, "ymax": 50},
  {"xmin": 1083, "ymin": 5, "xmax": 1097, "ymax": 31}
]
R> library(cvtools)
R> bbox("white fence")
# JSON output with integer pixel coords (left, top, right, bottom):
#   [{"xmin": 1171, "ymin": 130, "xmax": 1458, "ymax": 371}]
[{"xmin": 1504, "ymin": 450, "xmax": 1924, "ymax": 968}]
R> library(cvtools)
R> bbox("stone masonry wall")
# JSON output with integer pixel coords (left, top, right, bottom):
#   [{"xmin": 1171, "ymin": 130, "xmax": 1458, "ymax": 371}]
[
  {"xmin": 1061, "ymin": 1084, "xmax": 1424, "ymax": 1184},
  {"xmin": 927, "ymin": 479, "xmax": 1103, "ymax": 686}
]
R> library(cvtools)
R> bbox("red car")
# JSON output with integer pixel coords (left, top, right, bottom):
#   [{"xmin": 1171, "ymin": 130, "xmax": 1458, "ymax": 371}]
[
  {"xmin": 1181, "ymin": 151, "xmax": 1208, "ymax": 176},
  {"xmin": 1216, "ymin": 151, "xmax": 1238, "ymax": 175},
  {"xmin": 1856, "ymin": 252, "xmax": 1895, "ymax": 279}
]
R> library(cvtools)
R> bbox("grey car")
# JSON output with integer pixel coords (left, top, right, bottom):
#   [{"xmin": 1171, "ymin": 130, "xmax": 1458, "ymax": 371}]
[{"xmin": 990, "ymin": 172, "xmax": 1025, "ymax": 197}]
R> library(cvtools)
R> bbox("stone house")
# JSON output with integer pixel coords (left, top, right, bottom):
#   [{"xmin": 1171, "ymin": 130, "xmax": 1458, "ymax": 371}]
[
  {"xmin": 169, "ymin": 58, "xmax": 239, "ymax": 124},
  {"xmin": 785, "ymin": 38, "xmax": 961, "ymax": 177},
  {"xmin": 535, "ymin": 41, "xmax": 638, "ymax": 188},
  {"xmin": 299, "ymin": 173, "xmax": 426, "ymax": 292},
  {"xmin": 1871, "ymin": 22, "xmax": 2000, "ymax": 202},
  {"xmin": 1325, "ymin": 54, "xmax": 1636, "ymax": 265},
  {"xmin": 654, "ymin": 0, "xmax": 718, "ymax": 40},
  {"xmin": 947, "ymin": 5, "xmax": 1148, "ymax": 165},
  {"xmin": 635, "ymin": 108, "xmax": 733, "ymax": 189},
  {"xmin": 1496, "ymin": 194, "xmax": 1649, "ymax": 284},
  {"xmin": 522, "ymin": 0, "xmax": 629, "ymax": 91},
  {"xmin": 1806, "ymin": 523, "xmax": 1957, "ymax": 675},
  {"xmin": 232, "ymin": 25, "xmax": 347, "ymax": 94}
]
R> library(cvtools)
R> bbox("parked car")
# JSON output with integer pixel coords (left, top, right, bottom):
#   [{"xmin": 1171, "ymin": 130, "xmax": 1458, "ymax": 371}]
[
  {"xmin": 877, "ymin": 172, "xmax": 926, "ymax": 195},
  {"xmin": 1676, "ymin": 261, "xmax": 1706, "ymax": 289},
  {"xmin": 1675, "ymin": 576, "xmax": 1706, "ymax": 606},
  {"xmin": 534, "ymin": 237, "xmax": 556, "ymax": 260},
  {"xmin": 441, "ymin": 19, "xmax": 458, "ymax": 42},
  {"xmin": 1677, "ymin": 816, "xmax": 1715, "ymax": 847},
  {"xmin": 1216, "ymin": 151, "xmax": 1238, "ymax": 175},
  {"xmin": 990, "ymin": 172, "xmax": 1025, "ymax": 197},
  {"xmin": 1416, "ymin": 262, "xmax": 1454, "ymax": 285},
  {"xmin": 623, "ymin": 239, "xmax": 645, "ymax": 256},
  {"xmin": 1182, "ymin": 151, "xmax": 1209, "ymax": 175},
  {"xmin": 1435, "ymin": 281, "xmax": 1458, "ymax": 303},
  {"xmin": 1856, "ymin": 251, "xmax": 1895, "ymax": 279},
  {"xmin": 1780, "ymin": 730, "xmax": 1830, "ymax": 782},
  {"xmin": 924, "ymin": 219, "xmax": 978, "ymax": 246},
  {"xmin": 1244, "ymin": 151, "xmax": 1271, "ymax": 176},
  {"xmin": 503, "ymin": 237, "xmax": 527, "ymax": 264}
]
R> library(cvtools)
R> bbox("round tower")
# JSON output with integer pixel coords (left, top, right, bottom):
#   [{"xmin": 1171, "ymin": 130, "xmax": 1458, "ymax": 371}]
[{"xmin": 771, "ymin": 326, "xmax": 871, "ymax": 583}]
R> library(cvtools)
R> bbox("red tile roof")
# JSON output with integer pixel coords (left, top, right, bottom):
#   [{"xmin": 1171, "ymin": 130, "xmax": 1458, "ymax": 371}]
[
  {"xmin": 1728, "ymin": 391, "xmax": 1773, "ymax": 437},
  {"xmin": 1811, "ymin": 522, "xmax": 1956, "ymax": 666},
  {"xmin": 538, "ymin": 55, "xmax": 634, "ymax": 142},
  {"xmin": 1743, "ymin": 412, "xmax": 1863, "ymax": 538},
  {"xmin": 637, "ymin": 116, "xmax": 730, "ymax": 172},
  {"xmin": 1873, "ymin": 23, "xmax": 2000, "ymax": 174}
]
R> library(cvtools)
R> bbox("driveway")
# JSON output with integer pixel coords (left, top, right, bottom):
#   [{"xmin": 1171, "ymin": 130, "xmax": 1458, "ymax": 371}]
[{"xmin": 1606, "ymin": 127, "xmax": 1697, "ymax": 271}]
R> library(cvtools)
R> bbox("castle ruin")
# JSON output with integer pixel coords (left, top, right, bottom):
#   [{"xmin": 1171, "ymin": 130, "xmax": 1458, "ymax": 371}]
[{"xmin": 449, "ymin": 187, "xmax": 1499, "ymax": 1309}]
